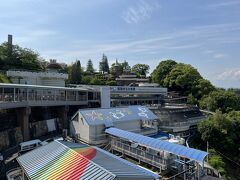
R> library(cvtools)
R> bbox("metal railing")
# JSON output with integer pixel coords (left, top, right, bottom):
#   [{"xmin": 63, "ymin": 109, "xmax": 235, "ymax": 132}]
[
  {"xmin": 0, "ymin": 92, "xmax": 88, "ymax": 102},
  {"xmin": 0, "ymin": 83, "xmax": 89, "ymax": 108},
  {"xmin": 110, "ymin": 138, "xmax": 174, "ymax": 170},
  {"xmin": 159, "ymin": 117, "xmax": 205, "ymax": 127}
]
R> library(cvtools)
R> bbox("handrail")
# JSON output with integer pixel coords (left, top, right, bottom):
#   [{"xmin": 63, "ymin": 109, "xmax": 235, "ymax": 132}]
[
  {"xmin": 159, "ymin": 118, "xmax": 204, "ymax": 127},
  {"xmin": 0, "ymin": 85, "xmax": 90, "ymax": 109},
  {"xmin": 163, "ymin": 165, "xmax": 195, "ymax": 180},
  {"xmin": 109, "ymin": 138, "xmax": 172, "ymax": 169}
]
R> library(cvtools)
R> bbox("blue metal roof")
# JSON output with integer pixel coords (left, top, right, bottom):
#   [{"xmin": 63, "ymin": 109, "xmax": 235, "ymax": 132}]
[
  {"xmin": 79, "ymin": 106, "xmax": 158, "ymax": 125},
  {"xmin": 105, "ymin": 128, "xmax": 208, "ymax": 163}
]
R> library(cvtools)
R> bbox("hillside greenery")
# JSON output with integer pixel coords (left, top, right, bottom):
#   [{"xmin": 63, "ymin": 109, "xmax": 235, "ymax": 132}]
[{"xmin": 151, "ymin": 60, "xmax": 240, "ymax": 178}]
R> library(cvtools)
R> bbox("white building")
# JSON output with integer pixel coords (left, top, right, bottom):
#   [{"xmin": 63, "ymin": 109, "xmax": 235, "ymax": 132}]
[
  {"xmin": 70, "ymin": 106, "xmax": 159, "ymax": 145},
  {"xmin": 6, "ymin": 60, "xmax": 68, "ymax": 87}
]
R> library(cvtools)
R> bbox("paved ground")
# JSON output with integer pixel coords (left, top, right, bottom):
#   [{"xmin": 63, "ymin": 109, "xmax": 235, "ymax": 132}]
[{"xmin": 0, "ymin": 145, "xmax": 19, "ymax": 180}]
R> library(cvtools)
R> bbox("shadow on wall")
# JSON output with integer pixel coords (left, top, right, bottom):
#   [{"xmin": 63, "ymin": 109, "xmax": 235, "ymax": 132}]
[{"xmin": 0, "ymin": 127, "xmax": 23, "ymax": 151}]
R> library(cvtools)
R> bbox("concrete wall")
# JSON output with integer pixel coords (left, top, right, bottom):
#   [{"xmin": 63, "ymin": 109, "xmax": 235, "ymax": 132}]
[
  {"xmin": 0, "ymin": 127, "xmax": 23, "ymax": 151},
  {"xmin": 71, "ymin": 117, "xmax": 143, "ymax": 145},
  {"xmin": 114, "ymin": 120, "xmax": 141, "ymax": 133},
  {"xmin": 41, "ymin": 78, "xmax": 65, "ymax": 87},
  {"xmin": 10, "ymin": 77, "xmax": 66, "ymax": 87},
  {"xmin": 30, "ymin": 121, "xmax": 48, "ymax": 138},
  {"xmin": 70, "ymin": 113, "xmax": 90, "ymax": 144},
  {"xmin": 7, "ymin": 70, "xmax": 68, "ymax": 87},
  {"xmin": 89, "ymin": 124, "xmax": 107, "ymax": 145}
]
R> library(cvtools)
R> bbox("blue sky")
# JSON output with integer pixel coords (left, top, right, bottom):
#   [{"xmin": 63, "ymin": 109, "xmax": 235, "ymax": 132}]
[{"xmin": 0, "ymin": 0, "xmax": 240, "ymax": 88}]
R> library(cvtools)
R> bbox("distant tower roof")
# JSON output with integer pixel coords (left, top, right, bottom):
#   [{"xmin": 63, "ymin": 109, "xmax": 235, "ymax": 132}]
[
  {"xmin": 114, "ymin": 59, "xmax": 120, "ymax": 67},
  {"xmin": 46, "ymin": 59, "xmax": 63, "ymax": 70}
]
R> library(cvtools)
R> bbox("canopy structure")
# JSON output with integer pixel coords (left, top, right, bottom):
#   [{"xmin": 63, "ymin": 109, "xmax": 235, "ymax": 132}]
[{"xmin": 105, "ymin": 128, "xmax": 208, "ymax": 163}]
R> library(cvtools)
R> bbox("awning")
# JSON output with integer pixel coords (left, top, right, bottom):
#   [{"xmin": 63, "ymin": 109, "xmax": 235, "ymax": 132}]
[{"xmin": 105, "ymin": 128, "xmax": 208, "ymax": 163}]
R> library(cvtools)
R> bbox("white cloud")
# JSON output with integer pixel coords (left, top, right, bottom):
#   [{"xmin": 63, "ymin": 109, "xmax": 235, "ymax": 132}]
[
  {"xmin": 213, "ymin": 53, "xmax": 226, "ymax": 59},
  {"xmin": 204, "ymin": 50, "xmax": 214, "ymax": 54},
  {"xmin": 37, "ymin": 22, "xmax": 240, "ymax": 63},
  {"xmin": 13, "ymin": 29, "xmax": 58, "ymax": 44},
  {"xmin": 217, "ymin": 69, "xmax": 240, "ymax": 80},
  {"xmin": 207, "ymin": 1, "xmax": 240, "ymax": 8},
  {"xmin": 40, "ymin": 34, "xmax": 201, "ymax": 63},
  {"xmin": 122, "ymin": 0, "xmax": 160, "ymax": 24}
]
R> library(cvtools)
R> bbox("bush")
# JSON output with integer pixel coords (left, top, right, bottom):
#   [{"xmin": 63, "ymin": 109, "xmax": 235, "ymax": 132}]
[
  {"xmin": 0, "ymin": 73, "xmax": 10, "ymax": 83},
  {"xmin": 106, "ymin": 80, "xmax": 117, "ymax": 86},
  {"xmin": 90, "ymin": 77, "xmax": 105, "ymax": 85},
  {"xmin": 208, "ymin": 149, "xmax": 226, "ymax": 175}
]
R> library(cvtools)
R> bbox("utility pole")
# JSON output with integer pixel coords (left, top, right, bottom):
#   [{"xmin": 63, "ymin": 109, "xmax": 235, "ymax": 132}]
[{"xmin": 207, "ymin": 141, "xmax": 209, "ymax": 162}]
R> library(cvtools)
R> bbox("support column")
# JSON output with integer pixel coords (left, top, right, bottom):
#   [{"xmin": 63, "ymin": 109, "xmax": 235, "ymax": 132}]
[
  {"xmin": 76, "ymin": 91, "xmax": 78, "ymax": 101},
  {"xmin": 58, "ymin": 106, "xmax": 69, "ymax": 130},
  {"xmin": 17, "ymin": 107, "xmax": 31, "ymax": 141},
  {"xmin": 13, "ymin": 88, "xmax": 16, "ymax": 101},
  {"xmin": 100, "ymin": 87, "xmax": 110, "ymax": 108}
]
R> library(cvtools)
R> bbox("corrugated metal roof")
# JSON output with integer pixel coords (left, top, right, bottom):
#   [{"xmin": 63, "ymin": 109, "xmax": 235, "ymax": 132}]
[
  {"xmin": 79, "ymin": 106, "xmax": 158, "ymax": 125},
  {"xmin": 17, "ymin": 141, "xmax": 115, "ymax": 180},
  {"xmin": 17, "ymin": 140, "xmax": 159, "ymax": 180},
  {"xmin": 61, "ymin": 141, "xmax": 159, "ymax": 179},
  {"xmin": 105, "ymin": 128, "xmax": 208, "ymax": 163},
  {"xmin": 93, "ymin": 147, "xmax": 159, "ymax": 179}
]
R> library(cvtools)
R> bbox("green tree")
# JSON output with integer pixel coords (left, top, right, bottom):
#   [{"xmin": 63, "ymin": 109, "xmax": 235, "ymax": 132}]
[
  {"xmin": 132, "ymin": 64, "xmax": 149, "ymax": 77},
  {"xmin": 163, "ymin": 63, "xmax": 202, "ymax": 95},
  {"xmin": 198, "ymin": 111, "xmax": 240, "ymax": 155},
  {"xmin": 99, "ymin": 54, "xmax": 109, "ymax": 73},
  {"xmin": 86, "ymin": 59, "xmax": 94, "ymax": 73},
  {"xmin": 187, "ymin": 93, "xmax": 198, "ymax": 105},
  {"xmin": 110, "ymin": 60, "xmax": 123, "ymax": 77},
  {"xmin": 90, "ymin": 77, "xmax": 105, "ymax": 85},
  {"xmin": 81, "ymin": 76, "xmax": 91, "ymax": 84},
  {"xmin": 121, "ymin": 60, "xmax": 130, "ymax": 70},
  {"xmin": 198, "ymin": 111, "xmax": 229, "ymax": 146},
  {"xmin": 208, "ymin": 149, "xmax": 226, "ymax": 175},
  {"xmin": 20, "ymin": 48, "xmax": 42, "ymax": 70},
  {"xmin": 191, "ymin": 78, "xmax": 215, "ymax": 100},
  {"xmin": 225, "ymin": 111, "xmax": 240, "ymax": 155},
  {"xmin": 68, "ymin": 60, "xmax": 82, "ymax": 84},
  {"xmin": 151, "ymin": 60, "xmax": 177, "ymax": 85},
  {"xmin": 199, "ymin": 90, "xmax": 240, "ymax": 113},
  {"xmin": 198, "ymin": 111, "xmax": 240, "ymax": 179},
  {"xmin": 227, "ymin": 88, "xmax": 240, "ymax": 96},
  {"xmin": 198, "ymin": 111, "xmax": 240, "ymax": 178},
  {"xmin": 0, "ymin": 42, "xmax": 42, "ymax": 71}
]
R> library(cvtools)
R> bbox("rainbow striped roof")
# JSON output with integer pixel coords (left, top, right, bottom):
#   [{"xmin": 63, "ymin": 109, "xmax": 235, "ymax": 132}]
[
  {"xmin": 17, "ymin": 141, "xmax": 159, "ymax": 180},
  {"xmin": 17, "ymin": 141, "xmax": 115, "ymax": 180}
]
